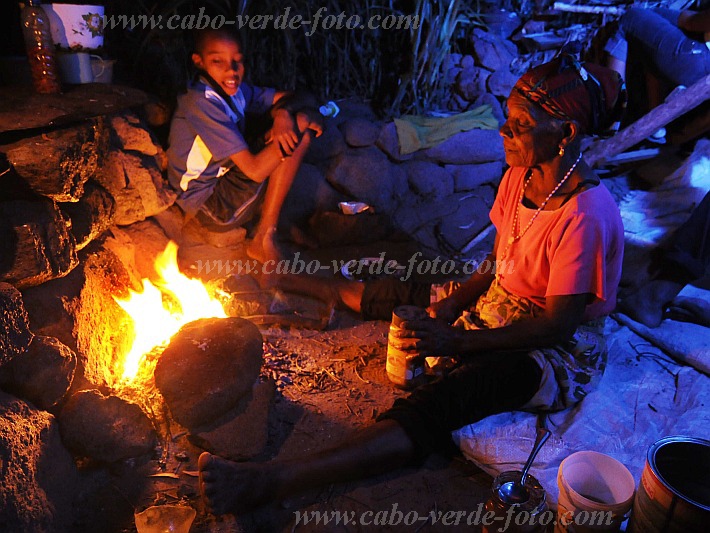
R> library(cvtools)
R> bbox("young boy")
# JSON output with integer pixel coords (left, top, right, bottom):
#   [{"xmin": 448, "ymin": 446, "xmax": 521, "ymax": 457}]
[{"xmin": 167, "ymin": 28, "xmax": 323, "ymax": 263}]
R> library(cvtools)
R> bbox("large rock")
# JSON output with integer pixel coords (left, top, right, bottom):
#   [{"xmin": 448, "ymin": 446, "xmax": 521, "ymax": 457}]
[
  {"xmin": 59, "ymin": 389, "xmax": 156, "ymax": 462},
  {"xmin": 95, "ymin": 150, "xmax": 176, "ymax": 226},
  {"xmin": 190, "ymin": 379, "xmax": 275, "ymax": 460},
  {"xmin": 446, "ymin": 160, "xmax": 503, "ymax": 191},
  {"xmin": 339, "ymin": 118, "xmax": 381, "ymax": 148},
  {"xmin": 305, "ymin": 121, "xmax": 347, "ymax": 162},
  {"xmin": 421, "ymin": 129, "xmax": 504, "ymax": 165},
  {"xmin": 436, "ymin": 189, "xmax": 496, "ymax": 252},
  {"xmin": 0, "ymin": 198, "xmax": 78, "ymax": 289},
  {"xmin": 281, "ymin": 163, "xmax": 349, "ymax": 228},
  {"xmin": 488, "ymin": 68, "xmax": 520, "ymax": 98},
  {"xmin": 0, "ymin": 336, "xmax": 76, "ymax": 411},
  {"xmin": 309, "ymin": 210, "xmax": 397, "ymax": 247},
  {"xmin": 327, "ymin": 146, "xmax": 408, "ymax": 213},
  {"xmin": 59, "ymin": 180, "xmax": 115, "ymax": 250},
  {"xmin": 455, "ymin": 66, "xmax": 491, "ymax": 102},
  {"xmin": 110, "ymin": 113, "xmax": 161, "ymax": 157},
  {"xmin": 0, "ymin": 283, "xmax": 33, "ymax": 367},
  {"xmin": 154, "ymin": 317, "xmax": 264, "ymax": 430},
  {"xmin": 470, "ymin": 28, "xmax": 518, "ymax": 72},
  {"xmin": 0, "ymin": 390, "xmax": 76, "ymax": 532},
  {"xmin": 375, "ymin": 122, "xmax": 414, "ymax": 162},
  {"xmin": 3, "ymin": 118, "xmax": 108, "ymax": 202},
  {"xmin": 402, "ymin": 161, "xmax": 454, "ymax": 200}
]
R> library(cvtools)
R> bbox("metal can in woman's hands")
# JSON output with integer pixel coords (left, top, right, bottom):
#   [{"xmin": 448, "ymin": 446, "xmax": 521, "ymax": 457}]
[{"xmin": 386, "ymin": 305, "xmax": 430, "ymax": 389}]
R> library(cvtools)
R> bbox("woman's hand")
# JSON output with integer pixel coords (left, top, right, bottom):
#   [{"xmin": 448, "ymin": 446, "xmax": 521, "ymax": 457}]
[
  {"xmin": 427, "ymin": 296, "xmax": 462, "ymax": 323},
  {"xmin": 392, "ymin": 317, "xmax": 463, "ymax": 357}
]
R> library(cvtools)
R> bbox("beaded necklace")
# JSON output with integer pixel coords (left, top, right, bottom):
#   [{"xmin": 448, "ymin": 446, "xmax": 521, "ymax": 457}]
[{"xmin": 497, "ymin": 152, "xmax": 582, "ymax": 279}]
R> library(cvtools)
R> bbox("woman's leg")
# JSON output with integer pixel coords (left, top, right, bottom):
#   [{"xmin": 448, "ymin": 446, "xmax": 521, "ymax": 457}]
[{"xmin": 199, "ymin": 352, "xmax": 542, "ymax": 515}]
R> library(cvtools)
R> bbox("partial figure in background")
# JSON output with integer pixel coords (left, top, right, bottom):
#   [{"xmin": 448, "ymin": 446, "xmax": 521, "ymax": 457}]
[
  {"xmin": 619, "ymin": 191, "xmax": 710, "ymax": 328},
  {"xmin": 604, "ymin": 5, "xmax": 710, "ymax": 134}
]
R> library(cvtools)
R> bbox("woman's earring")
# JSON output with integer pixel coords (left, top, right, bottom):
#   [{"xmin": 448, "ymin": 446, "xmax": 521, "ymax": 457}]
[{"xmin": 558, "ymin": 145, "xmax": 565, "ymax": 157}]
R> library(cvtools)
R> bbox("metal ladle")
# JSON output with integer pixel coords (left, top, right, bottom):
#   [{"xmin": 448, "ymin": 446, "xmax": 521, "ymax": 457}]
[{"xmin": 497, "ymin": 427, "xmax": 551, "ymax": 504}]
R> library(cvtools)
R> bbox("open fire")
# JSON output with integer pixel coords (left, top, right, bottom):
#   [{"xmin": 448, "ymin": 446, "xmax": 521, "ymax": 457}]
[{"xmin": 114, "ymin": 241, "xmax": 226, "ymax": 381}]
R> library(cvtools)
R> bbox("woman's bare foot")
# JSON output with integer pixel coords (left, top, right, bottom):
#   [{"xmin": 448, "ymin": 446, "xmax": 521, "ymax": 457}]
[
  {"xmin": 246, "ymin": 227, "xmax": 283, "ymax": 264},
  {"xmin": 666, "ymin": 296, "xmax": 710, "ymax": 327},
  {"xmin": 617, "ymin": 279, "xmax": 684, "ymax": 328},
  {"xmin": 198, "ymin": 452, "xmax": 282, "ymax": 516}
]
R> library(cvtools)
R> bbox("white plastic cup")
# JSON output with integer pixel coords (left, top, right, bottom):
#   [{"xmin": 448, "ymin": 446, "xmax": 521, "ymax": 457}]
[{"xmin": 556, "ymin": 451, "xmax": 635, "ymax": 532}]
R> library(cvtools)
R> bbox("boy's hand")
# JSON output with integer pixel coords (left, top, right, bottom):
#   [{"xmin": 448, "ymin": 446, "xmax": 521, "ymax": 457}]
[
  {"xmin": 271, "ymin": 109, "xmax": 300, "ymax": 155},
  {"xmin": 296, "ymin": 109, "xmax": 324, "ymax": 137}
]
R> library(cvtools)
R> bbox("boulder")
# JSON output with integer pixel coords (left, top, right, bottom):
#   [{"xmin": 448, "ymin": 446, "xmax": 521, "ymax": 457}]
[
  {"xmin": 473, "ymin": 93, "xmax": 506, "ymax": 126},
  {"xmin": 154, "ymin": 317, "xmax": 264, "ymax": 430},
  {"xmin": 281, "ymin": 163, "xmax": 349, "ymax": 228},
  {"xmin": 110, "ymin": 113, "xmax": 161, "ymax": 157},
  {"xmin": 0, "ymin": 283, "xmax": 33, "ymax": 367},
  {"xmin": 339, "ymin": 118, "xmax": 381, "ymax": 147},
  {"xmin": 3, "ymin": 118, "xmax": 108, "ymax": 202},
  {"xmin": 446, "ymin": 161, "xmax": 504, "ymax": 191},
  {"xmin": 437, "ymin": 189, "xmax": 496, "ymax": 252},
  {"xmin": 0, "ymin": 198, "xmax": 78, "ymax": 289},
  {"xmin": 309, "ymin": 210, "xmax": 397, "ymax": 247},
  {"xmin": 59, "ymin": 180, "xmax": 115, "ymax": 250},
  {"xmin": 455, "ymin": 66, "xmax": 491, "ymax": 102},
  {"xmin": 327, "ymin": 146, "xmax": 408, "ymax": 213},
  {"xmin": 0, "ymin": 336, "xmax": 76, "ymax": 411},
  {"xmin": 470, "ymin": 28, "xmax": 518, "ymax": 72},
  {"xmin": 0, "ymin": 390, "xmax": 76, "ymax": 532},
  {"xmin": 95, "ymin": 150, "xmax": 176, "ymax": 226},
  {"xmin": 304, "ymin": 122, "xmax": 347, "ymax": 162},
  {"xmin": 375, "ymin": 122, "xmax": 414, "ymax": 162},
  {"xmin": 59, "ymin": 389, "xmax": 157, "ymax": 462},
  {"xmin": 190, "ymin": 379, "xmax": 275, "ymax": 460},
  {"xmin": 402, "ymin": 161, "xmax": 454, "ymax": 200},
  {"xmin": 488, "ymin": 68, "xmax": 520, "ymax": 98},
  {"xmin": 421, "ymin": 129, "xmax": 504, "ymax": 165}
]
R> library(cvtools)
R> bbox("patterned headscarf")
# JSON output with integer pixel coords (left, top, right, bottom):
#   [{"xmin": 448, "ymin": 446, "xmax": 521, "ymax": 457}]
[{"xmin": 514, "ymin": 54, "xmax": 627, "ymax": 135}]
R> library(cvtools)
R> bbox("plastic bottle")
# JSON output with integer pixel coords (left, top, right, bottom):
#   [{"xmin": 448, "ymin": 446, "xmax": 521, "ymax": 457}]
[{"xmin": 21, "ymin": 0, "xmax": 61, "ymax": 94}]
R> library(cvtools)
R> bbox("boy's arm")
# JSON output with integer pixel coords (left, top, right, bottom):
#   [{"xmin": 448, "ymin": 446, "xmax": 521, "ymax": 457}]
[
  {"xmin": 270, "ymin": 91, "xmax": 324, "ymax": 155},
  {"xmin": 229, "ymin": 140, "xmax": 288, "ymax": 183}
]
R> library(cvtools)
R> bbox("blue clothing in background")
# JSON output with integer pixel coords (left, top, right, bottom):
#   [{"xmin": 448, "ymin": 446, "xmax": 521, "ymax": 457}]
[
  {"xmin": 167, "ymin": 80, "xmax": 275, "ymax": 216},
  {"xmin": 605, "ymin": 8, "xmax": 710, "ymax": 87}
]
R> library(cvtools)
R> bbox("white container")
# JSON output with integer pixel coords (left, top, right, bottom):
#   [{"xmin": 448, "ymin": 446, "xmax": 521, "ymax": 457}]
[
  {"xmin": 44, "ymin": 4, "xmax": 104, "ymax": 51},
  {"xmin": 556, "ymin": 451, "xmax": 635, "ymax": 532}
]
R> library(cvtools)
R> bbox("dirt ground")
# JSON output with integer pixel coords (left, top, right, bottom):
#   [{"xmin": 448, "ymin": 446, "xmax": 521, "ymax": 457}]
[{"xmin": 69, "ymin": 237, "xmax": 498, "ymax": 533}]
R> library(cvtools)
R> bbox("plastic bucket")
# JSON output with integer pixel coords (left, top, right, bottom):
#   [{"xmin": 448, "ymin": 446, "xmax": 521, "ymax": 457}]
[
  {"xmin": 555, "ymin": 451, "xmax": 635, "ymax": 532},
  {"xmin": 627, "ymin": 436, "xmax": 710, "ymax": 533},
  {"xmin": 44, "ymin": 4, "xmax": 104, "ymax": 50}
]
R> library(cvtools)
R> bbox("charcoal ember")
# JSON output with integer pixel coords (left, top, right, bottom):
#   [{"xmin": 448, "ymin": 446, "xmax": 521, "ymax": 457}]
[
  {"xmin": 154, "ymin": 317, "xmax": 263, "ymax": 430},
  {"xmin": 0, "ymin": 282, "xmax": 33, "ymax": 367},
  {"xmin": 0, "ymin": 336, "xmax": 76, "ymax": 410},
  {"xmin": 59, "ymin": 389, "xmax": 157, "ymax": 462}
]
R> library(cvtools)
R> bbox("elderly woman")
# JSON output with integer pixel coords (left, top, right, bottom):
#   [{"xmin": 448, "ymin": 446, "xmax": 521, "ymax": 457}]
[{"xmin": 198, "ymin": 55, "xmax": 627, "ymax": 515}]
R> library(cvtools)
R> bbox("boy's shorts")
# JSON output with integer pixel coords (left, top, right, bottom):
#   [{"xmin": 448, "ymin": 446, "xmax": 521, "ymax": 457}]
[{"xmin": 196, "ymin": 168, "xmax": 267, "ymax": 229}]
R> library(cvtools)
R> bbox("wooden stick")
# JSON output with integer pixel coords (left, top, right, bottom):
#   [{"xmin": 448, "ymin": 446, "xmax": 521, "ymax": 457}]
[
  {"xmin": 552, "ymin": 2, "xmax": 625, "ymax": 16},
  {"xmin": 585, "ymin": 73, "xmax": 710, "ymax": 167}
]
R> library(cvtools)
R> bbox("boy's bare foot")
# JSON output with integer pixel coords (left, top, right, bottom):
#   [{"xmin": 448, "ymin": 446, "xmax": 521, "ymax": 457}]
[
  {"xmin": 198, "ymin": 452, "xmax": 281, "ymax": 515},
  {"xmin": 246, "ymin": 227, "xmax": 284, "ymax": 264},
  {"xmin": 618, "ymin": 279, "xmax": 684, "ymax": 328}
]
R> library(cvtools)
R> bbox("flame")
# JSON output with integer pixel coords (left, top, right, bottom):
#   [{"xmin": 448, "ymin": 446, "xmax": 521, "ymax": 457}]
[{"xmin": 114, "ymin": 241, "xmax": 226, "ymax": 381}]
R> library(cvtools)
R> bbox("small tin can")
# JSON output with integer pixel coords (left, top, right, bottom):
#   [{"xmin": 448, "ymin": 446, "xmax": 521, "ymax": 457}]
[{"xmin": 386, "ymin": 305, "xmax": 429, "ymax": 389}]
